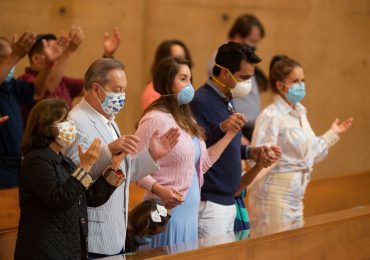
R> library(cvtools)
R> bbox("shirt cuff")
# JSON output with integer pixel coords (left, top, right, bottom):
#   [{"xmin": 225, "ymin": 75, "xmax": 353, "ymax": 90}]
[{"xmin": 322, "ymin": 129, "xmax": 340, "ymax": 148}]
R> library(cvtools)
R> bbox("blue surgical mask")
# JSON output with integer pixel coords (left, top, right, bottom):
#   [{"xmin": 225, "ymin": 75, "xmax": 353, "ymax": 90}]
[
  {"xmin": 4, "ymin": 67, "xmax": 15, "ymax": 83},
  {"xmin": 286, "ymin": 82, "xmax": 305, "ymax": 104},
  {"xmin": 161, "ymin": 83, "xmax": 195, "ymax": 106},
  {"xmin": 176, "ymin": 84, "xmax": 194, "ymax": 105}
]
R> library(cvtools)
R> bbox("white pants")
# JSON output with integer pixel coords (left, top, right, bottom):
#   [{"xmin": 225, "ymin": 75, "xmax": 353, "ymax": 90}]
[
  {"xmin": 198, "ymin": 200, "xmax": 236, "ymax": 240},
  {"xmin": 248, "ymin": 171, "xmax": 311, "ymax": 235}
]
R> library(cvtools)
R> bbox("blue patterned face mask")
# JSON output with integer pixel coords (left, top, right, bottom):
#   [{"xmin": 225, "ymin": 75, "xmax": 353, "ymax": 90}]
[
  {"xmin": 285, "ymin": 82, "xmax": 305, "ymax": 104},
  {"xmin": 98, "ymin": 85, "xmax": 126, "ymax": 115},
  {"xmin": 4, "ymin": 66, "xmax": 15, "ymax": 83}
]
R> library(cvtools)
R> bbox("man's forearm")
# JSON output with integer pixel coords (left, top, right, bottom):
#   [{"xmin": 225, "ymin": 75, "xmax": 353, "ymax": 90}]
[
  {"xmin": 44, "ymin": 51, "xmax": 72, "ymax": 94},
  {"xmin": 33, "ymin": 61, "xmax": 54, "ymax": 98}
]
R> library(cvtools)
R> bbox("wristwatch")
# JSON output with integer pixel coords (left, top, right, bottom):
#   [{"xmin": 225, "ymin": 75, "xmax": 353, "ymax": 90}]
[
  {"xmin": 103, "ymin": 167, "xmax": 126, "ymax": 187},
  {"xmin": 71, "ymin": 167, "xmax": 93, "ymax": 189}
]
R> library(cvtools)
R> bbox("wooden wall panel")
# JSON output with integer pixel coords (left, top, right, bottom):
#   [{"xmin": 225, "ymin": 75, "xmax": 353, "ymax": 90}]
[
  {"xmin": 0, "ymin": 189, "xmax": 19, "ymax": 230},
  {"xmin": 142, "ymin": 0, "xmax": 370, "ymax": 180},
  {"xmin": 0, "ymin": 0, "xmax": 369, "ymax": 179}
]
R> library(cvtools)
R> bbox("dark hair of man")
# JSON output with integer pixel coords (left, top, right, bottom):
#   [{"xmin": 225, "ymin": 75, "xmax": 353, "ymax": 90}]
[
  {"xmin": 83, "ymin": 58, "xmax": 125, "ymax": 90},
  {"xmin": 140, "ymin": 57, "xmax": 204, "ymax": 139},
  {"xmin": 28, "ymin": 34, "xmax": 57, "ymax": 62},
  {"xmin": 228, "ymin": 14, "xmax": 265, "ymax": 39},
  {"xmin": 125, "ymin": 199, "xmax": 170, "ymax": 252},
  {"xmin": 22, "ymin": 98, "xmax": 68, "ymax": 154},
  {"xmin": 269, "ymin": 55, "xmax": 302, "ymax": 93},
  {"xmin": 212, "ymin": 41, "xmax": 261, "ymax": 77},
  {"xmin": 151, "ymin": 39, "xmax": 193, "ymax": 77}
]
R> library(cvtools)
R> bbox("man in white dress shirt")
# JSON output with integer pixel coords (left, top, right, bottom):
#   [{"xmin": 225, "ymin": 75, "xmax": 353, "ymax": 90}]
[{"xmin": 63, "ymin": 58, "xmax": 180, "ymax": 258}]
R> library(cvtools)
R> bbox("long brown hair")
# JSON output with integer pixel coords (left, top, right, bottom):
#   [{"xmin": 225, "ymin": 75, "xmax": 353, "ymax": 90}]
[
  {"xmin": 140, "ymin": 57, "xmax": 204, "ymax": 139},
  {"xmin": 22, "ymin": 99, "xmax": 68, "ymax": 154}
]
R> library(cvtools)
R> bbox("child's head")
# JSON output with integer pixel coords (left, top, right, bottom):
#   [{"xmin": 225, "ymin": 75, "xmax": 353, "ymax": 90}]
[{"xmin": 126, "ymin": 199, "xmax": 170, "ymax": 252}]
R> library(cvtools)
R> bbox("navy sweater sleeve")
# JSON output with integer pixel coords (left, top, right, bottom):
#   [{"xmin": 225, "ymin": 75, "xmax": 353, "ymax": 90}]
[{"xmin": 191, "ymin": 84, "xmax": 243, "ymax": 205}]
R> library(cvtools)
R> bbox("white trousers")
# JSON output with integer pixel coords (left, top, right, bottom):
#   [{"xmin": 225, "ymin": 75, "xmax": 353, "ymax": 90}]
[
  {"xmin": 248, "ymin": 171, "xmax": 311, "ymax": 234},
  {"xmin": 198, "ymin": 200, "xmax": 236, "ymax": 240}
]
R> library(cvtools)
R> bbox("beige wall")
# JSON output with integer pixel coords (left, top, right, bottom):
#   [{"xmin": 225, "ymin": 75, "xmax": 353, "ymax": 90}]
[{"xmin": 1, "ymin": 0, "xmax": 369, "ymax": 179}]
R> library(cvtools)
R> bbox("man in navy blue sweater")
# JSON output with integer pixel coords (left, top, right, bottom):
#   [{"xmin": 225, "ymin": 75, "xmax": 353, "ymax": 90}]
[{"xmin": 191, "ymin": 42, "xmax": 276, "ymax": 238}]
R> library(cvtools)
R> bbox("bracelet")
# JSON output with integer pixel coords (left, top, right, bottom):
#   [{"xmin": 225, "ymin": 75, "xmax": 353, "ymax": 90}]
[
  {"xmin": 71, "ymin": 167, "xmax": 93, "ymax": 189},
  {"xmin": 103, "ymin": 167, "xmax": 126, "ymax": 187}
]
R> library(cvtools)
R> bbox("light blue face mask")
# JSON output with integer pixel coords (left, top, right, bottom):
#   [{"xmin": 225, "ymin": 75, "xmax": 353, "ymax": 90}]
[
  {"xmin": 176, "ymin": 84, "xmax": 194, "ymax": 105},
  {"xmin": 162, "ymin": 84, "xmax": 195, "ymax": 106},
  {"xmin": 4, "ymin": 66, "xmax": 15, "ymax": 83},
  {"xmin": 285, "ymin": 82, "xmax": 306, "ymax": 104}
]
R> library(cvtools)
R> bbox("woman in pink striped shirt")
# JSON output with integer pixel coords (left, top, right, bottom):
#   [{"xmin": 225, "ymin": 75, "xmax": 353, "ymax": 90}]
[{"xmin": 135, "ymin": 57, "xmax": 245, "ymax": 248}]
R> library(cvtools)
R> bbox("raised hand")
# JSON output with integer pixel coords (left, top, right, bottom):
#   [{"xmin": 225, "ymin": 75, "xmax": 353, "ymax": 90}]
[
  {"xmin": 148, "ymin": 127, "xmax": 180, "ymax": 161},
  {"xmin": 65, "ymin": 26, "xmax": 84, "ymax": 53},
  {"xmin": 78, "ymin": 138, "xmax": 102, "ymax": 172},
  {"xmin": 0, "ymin": 115, "xmax": 9, "ymax": 125},
  {"xmin": 42, "ymin": 37, "xmax": 67, "ymax": 64},
  {"xmin": 221, "ymin": 112, "xmax": 247, "ymax": 133},
  {"xmin": 108, "ymin": 135, "xmax": 141, "ymax": 155},
  {"xmin": 331, "ymin": 118, "xmax": 353, "ymax": 135},
  {"xmin": 11, "ymin": 32, "xmax": 36, "ymax": 60},
  {"xmin": 103, "ymin": 27, "xmax": 121, "ymax": 57}
]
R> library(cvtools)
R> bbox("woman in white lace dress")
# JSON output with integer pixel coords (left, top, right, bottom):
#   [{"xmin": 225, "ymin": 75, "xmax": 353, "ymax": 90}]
[{"xmin": 248, "ymin": 55, "xmax": 353, "ymax": 233}]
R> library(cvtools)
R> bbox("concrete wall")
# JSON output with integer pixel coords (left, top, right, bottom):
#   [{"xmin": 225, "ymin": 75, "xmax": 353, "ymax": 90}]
[{"xmin": 1, "ymin": 0, "xmax": 369, "ymax": 179}]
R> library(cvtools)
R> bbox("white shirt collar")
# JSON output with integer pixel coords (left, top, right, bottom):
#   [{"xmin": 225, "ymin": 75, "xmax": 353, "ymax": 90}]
[
  {"xmin": 81, "ymin": 98, "xmax": 115, "ymax": 126},
  {"xmin": 274, "ymin": 95, "xmax": 306, "ymax": 115}
]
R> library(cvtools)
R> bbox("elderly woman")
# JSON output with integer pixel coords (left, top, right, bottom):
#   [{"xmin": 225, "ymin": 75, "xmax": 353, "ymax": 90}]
[{"xmin": 14, "ymin": 99, "xmax": 126, "ymax": 260}]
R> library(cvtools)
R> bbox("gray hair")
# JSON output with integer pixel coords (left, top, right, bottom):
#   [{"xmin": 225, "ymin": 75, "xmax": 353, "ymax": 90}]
[{"xmin": 83, "ymin": 58, "xmax": 125, "ymax": 90}]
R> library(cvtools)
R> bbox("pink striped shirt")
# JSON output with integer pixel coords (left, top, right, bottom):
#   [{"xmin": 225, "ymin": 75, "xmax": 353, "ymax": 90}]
[{"xmin": 135, "ymin": 110, "xmax": 219, "ymax": 199}]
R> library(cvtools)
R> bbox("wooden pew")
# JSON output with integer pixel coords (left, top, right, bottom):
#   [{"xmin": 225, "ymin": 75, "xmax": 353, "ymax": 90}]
[
  {"xmin": 0, "ymin": 228, "xmax": 17, "ymax": 260},
  {"xmin": 128, "ymin": 172, "xmax": 370, "ymax": 215},
  {"xmin": 0, "ymin": 188, "xmax": 19, "ymax": 230},
  {"xmin": 1, "ymin": 172, "xmax": 368, "ymax": 230},
  {"xmin": 303, "ymin": 171, "xmax": 370, "ymax": 216},
  {"xmin": 126, "ymin": 205, "xmax": 370, "ymax": 259}
]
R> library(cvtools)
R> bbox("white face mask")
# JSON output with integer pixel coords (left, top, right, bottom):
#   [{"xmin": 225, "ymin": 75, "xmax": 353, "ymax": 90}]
[
  {"xmin": 231, "ymin": 79, "xmax": 252, "ymax": 98},
  {"xmin": 54, "ymin": 120, "xmax": 77, "ymax": 147},
  {"xmin": 214, "ymin": 63, "xmax": 252, "ymax": 98}
]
